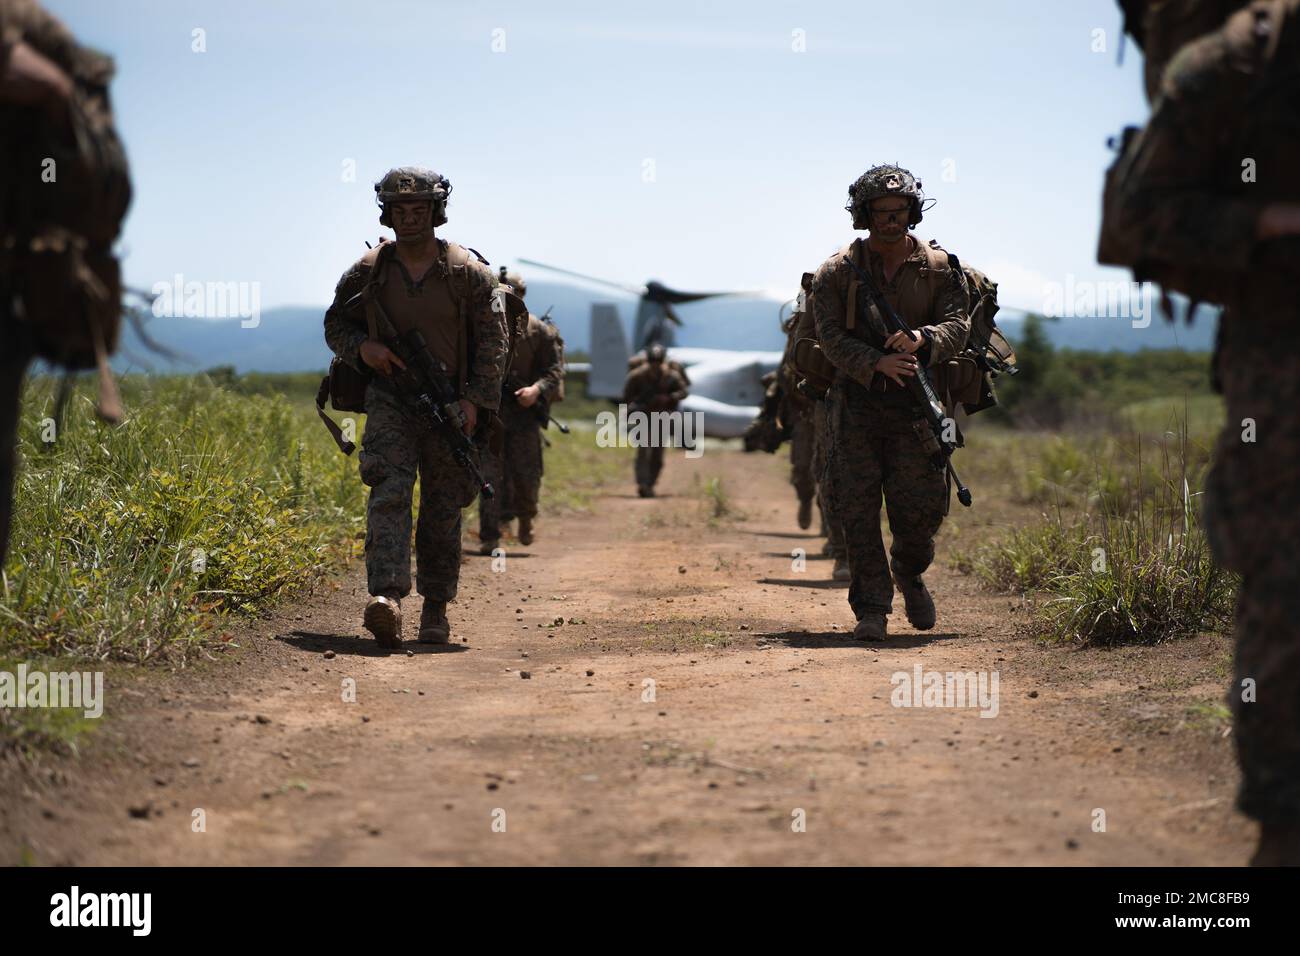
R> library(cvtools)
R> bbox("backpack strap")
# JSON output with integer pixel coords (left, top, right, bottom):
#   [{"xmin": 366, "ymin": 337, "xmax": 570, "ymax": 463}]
[
  {"xmin": 359, "ymin": 239, "xmax": 393, "ymax": 343},
  {"xmin": 844, "ymin": 240, "xmax": 862, "ymax": 331}
]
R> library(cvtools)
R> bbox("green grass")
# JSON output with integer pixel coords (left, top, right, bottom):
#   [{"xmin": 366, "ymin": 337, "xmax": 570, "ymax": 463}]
[
  {"xmin": 3, "ymin": 373, "xmax": 366, "ymax": 663},
  {"xmin": 956, "ymin": 412, "xmax": 1237, "ymax": 646},
  {"xmin": 3, "ymin": 370, "xmax": 631, "ymax": 668}
]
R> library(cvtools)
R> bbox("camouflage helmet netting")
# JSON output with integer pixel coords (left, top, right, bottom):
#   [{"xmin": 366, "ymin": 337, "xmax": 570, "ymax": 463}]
[
  {"xmin": 845, "ymin": 164, "xmax": 925, "ymax": 230},
  {"xmin": 375, "ymin": 166, "xmax": 452, "ymax": 227}
]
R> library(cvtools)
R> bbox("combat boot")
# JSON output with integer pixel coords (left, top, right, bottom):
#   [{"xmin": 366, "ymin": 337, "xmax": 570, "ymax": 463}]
[
  {"xmin": 363, "ymin": 593, "xmax": 402, "ymax": 649},
  {"xmin": 797, "ymin": 498, "xmax": 813, "ymax": 530},
  {"xmin": 517, "ymin": 516, "xmax": 534, "ymax": 546},
  {"xmin": 893, "ymin": 572, "xmax": 936, "ymax": 630},
  {"xmin": 418, "ymin": 600, "xmax": 450, "ymax": 644},
  {"xmin": 638, "ymin": 485, "xmax": 655, "ymax": 498},
  {"xmin": 479, "ymin": 537, "xmax": 499, "ymax": 556},
  {"xmin": 832, "ymin": 555, "xmax": 851, "ymax": 581},
  {"xmin": 853, "ymin": 613, "xmax": 888, "ymax": 641}
]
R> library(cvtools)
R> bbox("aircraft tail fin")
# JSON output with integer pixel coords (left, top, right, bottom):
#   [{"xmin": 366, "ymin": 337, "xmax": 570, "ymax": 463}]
[{"xmin": 587, "ymin": 303, "xmax": 628, "ymax": 399}]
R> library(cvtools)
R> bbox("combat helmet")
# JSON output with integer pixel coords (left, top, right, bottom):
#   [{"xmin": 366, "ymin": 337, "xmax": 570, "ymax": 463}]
[
  {"xmin": 647, "ymin": 343, "xmax": 667, "ymax": 364},
  {"xmin": 375, "ymin": 166, "xmax": 452, "ymax": 227},
  {"xmin": 498, "ymin": 266, "xmax": 527, "ymax": 299},
  {"xmin": 845, "ymin": 164, "xmax": 926, "ymax": 230}
]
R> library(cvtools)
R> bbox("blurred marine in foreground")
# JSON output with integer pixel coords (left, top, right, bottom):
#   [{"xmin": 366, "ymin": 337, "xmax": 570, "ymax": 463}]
[
  {"xmin": 0, "ymin": 0, "xmax": 131, "ymax": 567},
  {"xmin": 1102, "ymin": 0, "xmax": 1300, "ymax": 864}
]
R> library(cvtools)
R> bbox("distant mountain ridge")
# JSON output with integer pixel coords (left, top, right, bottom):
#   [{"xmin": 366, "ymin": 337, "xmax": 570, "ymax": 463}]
[{"xmin": 111, "ymin": 277, "xmax": 1218, "ymax": 375}]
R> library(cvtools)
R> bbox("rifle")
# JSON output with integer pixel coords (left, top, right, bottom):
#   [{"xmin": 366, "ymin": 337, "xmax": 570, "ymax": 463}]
[
  {"xmin": 841, "ymin": 254, "xmax": 972, "ymax": 508},
  {"xmin": 342, "ymin": 290, "xmax": 496, "ymax": 498}
]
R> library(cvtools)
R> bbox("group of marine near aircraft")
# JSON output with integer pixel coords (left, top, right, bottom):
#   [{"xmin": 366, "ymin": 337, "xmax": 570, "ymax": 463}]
[{"xmin": 519, "ymin": 258, "xmax": 784, "ymax": 437}]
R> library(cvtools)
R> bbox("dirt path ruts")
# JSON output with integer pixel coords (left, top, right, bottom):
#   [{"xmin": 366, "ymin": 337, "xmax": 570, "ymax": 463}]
[{"xmin": 0, "ymin": 447, "xmax": 1252, "ymax": 865}]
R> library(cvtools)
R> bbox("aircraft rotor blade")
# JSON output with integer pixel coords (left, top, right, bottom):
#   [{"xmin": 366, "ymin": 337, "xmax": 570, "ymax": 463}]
[
  {"xmin": 644, "ymin": 280, "xmax": 763, "ymax": 305},
  {"xmin": 516, "ymin": 259, "xmax": 645, "ymax": 296}
]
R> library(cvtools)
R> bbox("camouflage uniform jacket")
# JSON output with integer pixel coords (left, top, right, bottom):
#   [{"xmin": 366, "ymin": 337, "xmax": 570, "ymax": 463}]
[
  {"xmin": 811, "ymin": 236, "xmax": 970, "ymax": 389},
  {"xmin": 507, "ymin": 314, "xmax": 566, "ymax": 402},
  {"xmin": 322, "ymin": 238, "xmax": 507, "ymax": 411}
]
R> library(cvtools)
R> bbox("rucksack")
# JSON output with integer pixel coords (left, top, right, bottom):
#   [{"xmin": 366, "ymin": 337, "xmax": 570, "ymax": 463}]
[
  {"xmin": 949, "ymin": 262, "xmax": 1017, "ymax": 415},
  {"xmin": 2, "ymin": 21, "xmax": 132, "ymax": 421},
  {"xmin": 316, "ymin": 239, "xmax": 524, "ymax": 454}
]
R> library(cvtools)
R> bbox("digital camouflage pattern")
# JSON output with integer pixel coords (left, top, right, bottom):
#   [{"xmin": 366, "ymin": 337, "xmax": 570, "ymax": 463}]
[
  {"xmin": 358, "ymin": 380, "xmax": 481, "ymax": 602},
  {"xmin": 812, "ymin": 399, "xmax": 845, "ymax": 562},
  {"xmin": 480, "ymin": 313, "xmax": 566, "ymax": 540},
  {"xmin": 812, "ymin": 233, "xmax": 969, "ymax": 622},
  {"xmin": 812, "ymin": 237, "xmax": 970, "ymax": 388},
  {"xmin": 323, "ymin": 238, "xmax": 505, "ymax": 411},
  {"xmin": 822, "ymin": 388, "xmax": 948, "ymax": 617},
  {"xmin": 788, "ymin": 410, "xmax": 816, "ymax": 507},
  {"xmin": 1113, "ymin": 0, "xmax": 1300, "ymax": 827}
]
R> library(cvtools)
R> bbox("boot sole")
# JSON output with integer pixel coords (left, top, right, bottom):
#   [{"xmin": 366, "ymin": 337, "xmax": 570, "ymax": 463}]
[{"xmin": 363, "ymin": 603, "xmax": 402, "ymax": 649}]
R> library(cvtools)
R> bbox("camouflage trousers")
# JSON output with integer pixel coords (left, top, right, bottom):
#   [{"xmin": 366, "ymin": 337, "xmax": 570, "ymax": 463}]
[
  {"xmin": 358, "ymin": 381, "xmax": 480, "ymax": 602},
  {"xmin": 789, "ymin": 410, "xmax": 816, "ymax": 504},
  {"xmin": 479, "ymin": 407, "xmax": 544, "ymax": 541},
  {"xmin": 635, "ymin": 444, "xmax": 665, "ymax": 490},
  {"xmin": 813, "ymin": 397, "xmax": 845, "ymax": 560},
  {"xmin": 823, "ymin": 380, "xmax": 946, "ymax": 618},
  {"xmin": 1203, "ymin": 344, "xmax": 1300, "ymax": 825}
]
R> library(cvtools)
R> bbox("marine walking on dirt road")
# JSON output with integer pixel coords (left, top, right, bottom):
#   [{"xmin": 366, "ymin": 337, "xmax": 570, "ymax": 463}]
[
  {"xmin": 623, "ymin": 343, "xmax": 689, "ymax": 498},
  {"xmin": 322, "ymin": 166, "xmax": 509, "ymax": 648},
  {"xmin": 810, "ymin": 165, "xmax": 971, "ymax": 641},
  {"xmin": 477, "ymin": 269, "xmax": 566, "ymax": 554}
]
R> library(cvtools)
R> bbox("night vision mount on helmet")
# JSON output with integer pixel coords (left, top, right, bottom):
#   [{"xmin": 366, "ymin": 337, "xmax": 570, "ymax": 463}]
[{"xmin": 374, "ymin": 166, "xmax": 451, "ymax": 227}]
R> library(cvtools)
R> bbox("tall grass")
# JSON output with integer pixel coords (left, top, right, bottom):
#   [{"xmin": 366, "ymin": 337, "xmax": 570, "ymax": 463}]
[
  {"xmin": 3, "ymin": 372, "xmax": 631, "ymax": 664},
  {"xmin": 2, "ymin": 374, "xmax": 366, "ymax": 663},
  {"xmin": 958, "ymin": 416, "xmax": 1237, "ymax": 645}
]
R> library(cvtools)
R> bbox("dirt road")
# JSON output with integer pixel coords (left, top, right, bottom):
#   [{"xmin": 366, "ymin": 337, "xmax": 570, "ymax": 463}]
[{"xmin": 1, "ymin": 446, "xmax": 1252, "ymax": 865}]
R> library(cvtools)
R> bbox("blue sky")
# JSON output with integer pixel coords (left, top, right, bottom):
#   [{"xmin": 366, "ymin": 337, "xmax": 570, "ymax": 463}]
[{"xmin": 51, "ymin": 0, "xmax": 1149, "ymax": 313}]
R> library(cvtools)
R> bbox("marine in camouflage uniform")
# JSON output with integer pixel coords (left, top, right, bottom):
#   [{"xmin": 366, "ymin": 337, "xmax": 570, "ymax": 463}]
[
  {"xmin": 324, "ymin": 166, "xmax": 506, "ymax": 648},
  {"xmin": 623, "ymin": 344, "xmax": 689, "ymax": 497},
  {"xmin": 1106, "ymin": 0, "xmax": 1300, "ymax": 865},
  {"xmin": 812, "ymin": 165, "xmax": 970, "ymax": 640},
  {"xmin": 781, "ymin": 355, "xmax": 818, "ymax": 531},
  {"xmin": 478, "ymin": 270, "xmax": 565, "ymax": 552},
  {"xmin": 781, "ymin": 300, "xmax": 847, "ymax": 577},
  {"xmin": 812, "ymin": 399, "xmax": 849, "ymax": 578}
]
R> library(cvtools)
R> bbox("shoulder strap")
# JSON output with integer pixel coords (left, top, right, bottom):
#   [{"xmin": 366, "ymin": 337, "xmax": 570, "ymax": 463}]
[
  {"xmin": 845, "ymin": 239, "xmax": 864, "ymax": 331},
  {"xmin": 360, "ymin": 239, "xmax": 395, "ymax": 342}
]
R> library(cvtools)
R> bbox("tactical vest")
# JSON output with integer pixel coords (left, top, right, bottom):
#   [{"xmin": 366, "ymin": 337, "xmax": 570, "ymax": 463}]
[
  {"xmin": 791, "ymin": 240, "xmax": 1015, "ymax": 414},
  {"xmin": 316, "ymin": 238, "xmax": 524, "ymax": 455}
]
